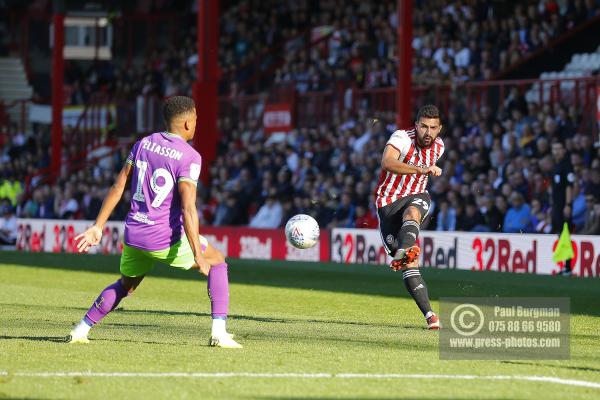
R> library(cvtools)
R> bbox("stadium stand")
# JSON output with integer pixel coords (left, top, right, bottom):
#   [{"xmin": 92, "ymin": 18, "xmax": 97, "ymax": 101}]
[
  {"xmin": 527, "ymin": 44, "xmax": 600, "ymax": 103},
  {"xmin": 55, "ymin": 0, "xmax": 600, "ymax": 100},
  {"xmin": 273, "ymin": 0, "xmax": 600, "ymax": 89},
  {"xmin": 1, "ymin": 0, "xmax": 599, "ymax": 236},
  {"xmin": 203, "ymin": 96, "xmax": 600, "ymax": 234}
]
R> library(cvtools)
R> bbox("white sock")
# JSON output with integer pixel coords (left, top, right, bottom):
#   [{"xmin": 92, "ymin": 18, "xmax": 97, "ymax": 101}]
[
  {"xmin": 73, "ymin": 319, "xmax": 92, "ymax": 336},
  {"xmin": 425, "ymin": 311, "xmax": 435, "ymax": 319},
  {"xmin": 211, "ymin": 318, "xmax": 227, "ymax": 337}
]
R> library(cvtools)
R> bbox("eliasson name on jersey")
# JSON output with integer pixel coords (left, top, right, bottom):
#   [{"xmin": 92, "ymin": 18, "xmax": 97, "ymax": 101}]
[
  {"xmin": 124, "ymin": 131, "xmax": 202, "ymax": 251},
  {"xmin": 141, "ymin": 139, "xmax": 184, "ymax": 160}
]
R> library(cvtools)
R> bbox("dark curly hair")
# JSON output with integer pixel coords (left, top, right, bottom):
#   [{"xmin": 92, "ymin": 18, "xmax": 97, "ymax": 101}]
[
  {"xmin": 416, "ymin": 104, "xmax": 441, "ymax": 122},
  {"xmin": 163, "ymin": 96, "xmax": 196, "ymax": 129}
]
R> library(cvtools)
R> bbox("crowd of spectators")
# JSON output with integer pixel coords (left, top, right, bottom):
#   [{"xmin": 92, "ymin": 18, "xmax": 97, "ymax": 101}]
[
  {"xmin": 198, "ymin": 91, "xmax": 600, "ymax": 235},
  {"xmin": 3, "ymin": 0, "xmax": 600, "ymax": 239},
  {"xmin": 0, "ymin": 123, "xmax": 49, "ymax": 207},
  {"xmin": 11, "ymin": 145, "xmax": 130, "ymax": 221},
  {"xmin": 0, "ymin": 122, "xmax": 52, "ymax": 244},
  {"xmin": 4, "ymin": 98, "xmax": 599, "ymax": 237},
  {"xmin": 274, "ymin": 0, "xmax": 600, "ymax": 91},
  {"xmin": 61, "ymin": 0, "xmax": 312, "ymax": 104},
  {"xmin": 60, "ymin": 0, "xmax": 600, "ymax": 104}
]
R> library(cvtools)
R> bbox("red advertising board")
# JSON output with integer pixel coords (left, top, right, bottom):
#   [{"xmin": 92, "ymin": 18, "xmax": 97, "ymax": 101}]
[
  {"xmin": 199, "ymin": 226, "xmax": 330, "ymax": 262},
  {"xmin": 16, "ymin": 219, "xmax": 123, "ymax": 255},
  {"xmin": 15, "ymin": 219, "xmax": 599, "ymax": 277},
  {"xmin": 331, "ymin": 228, "xmax": 600, "ymax": 278},
  {"xmin": 15, "ymin": 219, "xmax": 330, "ymax": 263},
  {"xmin": 263, "ymin": 103, "xmax": 293, "ymax": 134}
]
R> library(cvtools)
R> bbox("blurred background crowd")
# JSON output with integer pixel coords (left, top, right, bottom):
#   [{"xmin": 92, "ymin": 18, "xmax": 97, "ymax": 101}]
[
  {"xmin": 23, "ymin": 0, "xmax": 600, "ymax": 103},
  {"xmin": 201, "ymin": 95, "xmax": 600, "ymax": 235},
  {"xmin": 1, "ymin": 0, "xmax": 600, "ymax": 244},
  {"xmin": 3, "ymin": 93, "xmax": 599, "ymax": 237}
]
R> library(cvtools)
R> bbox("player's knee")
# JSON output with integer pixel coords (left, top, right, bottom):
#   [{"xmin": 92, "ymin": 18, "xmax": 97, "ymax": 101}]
[
  {"xmin": 404, "ymin": 207, "xmax": 421, "ymax": 222},
  {"xmin": 213, "ymin": 250, "xmax": 226, "ymax": 265},
  {"xmin": 120, "ymin": 275, "xmax": 143, "ymax": 293},
  {"xmin": 401, "ymin": 219, "xmax": 421, "ymax": 234}
]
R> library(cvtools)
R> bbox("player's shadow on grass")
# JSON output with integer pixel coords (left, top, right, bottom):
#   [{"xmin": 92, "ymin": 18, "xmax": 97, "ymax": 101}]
[
  {"xmin": 91, "ymin": 337, "xmax": 177, "ymax": 345},
  {"xmin": 118, "ymin": 308, "xmax": 405, "ymax": 329},
  {"xmin": 0, "ymin": 396, "xmax": 50, "ymax": 400},
  {"xmin": 103, "ymin": 321, "xmax": 162, "ymax": 328},
  {"xmin": 0, "ymin": 335, "xmax": 67, "ymax": 343},
  {"xmin": 249, "ymin": 398, "xmax": 477, "ymax": 400},
  {"xmin": 501, "ymin": 360, "xmax": 600, "ymax": 373},
  {"xmin": 114, "ymin": 310, "xmax": 431, "ymax": 348},
  {"xmin": 4, "ymin": 251, "xmax": 600, "ymax": 317},
  {"xmin": 0, "ymin": 334, "xmax": 183, "ymax": 346},
  {"xmin": 1, "ymin": 302, "xmax": 407, "ymax": 330},
  {"xmin": 243, "ymin": 331, "xmax": 435, "ymax": 350}
]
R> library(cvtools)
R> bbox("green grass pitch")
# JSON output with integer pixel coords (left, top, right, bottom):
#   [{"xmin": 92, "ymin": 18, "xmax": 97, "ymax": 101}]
[{"xmin": 1, "ymin": 251, "xmax": 600, "ymax": 399}]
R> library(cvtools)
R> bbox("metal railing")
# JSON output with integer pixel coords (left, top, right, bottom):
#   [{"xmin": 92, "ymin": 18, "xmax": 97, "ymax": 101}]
[
  {"xmin": 0, "ymin": 99, "xmax": 30, "ymax": 136},
  {"xmin": 18, "ymin": 75, "xmax": 598, "ymax": 191},
  {"xmin": 218, "ymin": 77, "xmax": 599, "ymax": 135},
  {"xmin": 60, "ymin": 92, "xmax": 165, "ymax": 176}
]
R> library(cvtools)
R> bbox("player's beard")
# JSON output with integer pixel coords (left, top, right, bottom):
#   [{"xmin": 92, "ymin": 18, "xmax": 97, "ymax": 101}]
[{"xmin": 417, "ymin": 134, "xmax": 434, "ymax": 148}]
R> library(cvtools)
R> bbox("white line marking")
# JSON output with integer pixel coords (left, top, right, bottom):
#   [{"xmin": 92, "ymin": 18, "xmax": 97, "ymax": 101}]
[{"xmin": 1, "ymin": 371, "xmax": 599, "ymax": 388}]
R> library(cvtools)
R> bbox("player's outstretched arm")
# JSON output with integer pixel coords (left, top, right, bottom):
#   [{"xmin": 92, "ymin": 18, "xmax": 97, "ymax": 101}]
[
  {"xmin": 381, "ymin": 145, "xmax": 429, "ymax": 175},
  {"xmin": 178, "ymin": 180, "xmax": 210, "ymax": 276},
  {"xmin": 75, "ymin": 163, "xmax": 132, "ymax": 252}
]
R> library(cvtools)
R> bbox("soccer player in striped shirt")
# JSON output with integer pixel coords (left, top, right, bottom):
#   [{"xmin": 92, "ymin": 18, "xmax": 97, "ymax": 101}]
[
  {"xmin": 69, "ymin": 96, "xmax": 242, "ymax": 348},
  {"xmin": 374, "ymin": 105, "xmax": 445, "ymax": 329}
]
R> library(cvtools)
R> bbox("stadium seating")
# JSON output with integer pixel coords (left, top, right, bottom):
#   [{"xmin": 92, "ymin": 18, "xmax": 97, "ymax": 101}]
[
  {"xmin": 526, "ymin": 44, "xmax": 600, "ymax": 103},
  {"xmin": 239, "ymin": 0, "xmax": 600, "ymax": 91},
  {"xmin": 2, "ymin": 0, "xmax": 599, "ymax": 236}
]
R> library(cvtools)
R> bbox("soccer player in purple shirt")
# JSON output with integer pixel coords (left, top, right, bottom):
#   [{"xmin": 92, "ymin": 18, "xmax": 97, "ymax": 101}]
[{"xmin": 69, "ymin": 96, "xmax": 242, "ymax": 348}]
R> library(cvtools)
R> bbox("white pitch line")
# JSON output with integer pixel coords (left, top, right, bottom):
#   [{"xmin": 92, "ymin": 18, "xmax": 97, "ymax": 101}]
[{"xmin": 1, "ymin": 371, "xmax": 599, "ymax": 389}]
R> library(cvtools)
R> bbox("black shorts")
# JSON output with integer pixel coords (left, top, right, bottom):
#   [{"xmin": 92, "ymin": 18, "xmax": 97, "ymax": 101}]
[{"xmin": 377, "ymin": 192, "xmax": 431, "ymax": 256}]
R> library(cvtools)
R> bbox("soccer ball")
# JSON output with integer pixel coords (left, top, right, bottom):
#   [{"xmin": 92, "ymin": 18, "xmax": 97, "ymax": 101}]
[{"xmin": 285, "ymin": 214, "xmax": 320, "ymax": 249}]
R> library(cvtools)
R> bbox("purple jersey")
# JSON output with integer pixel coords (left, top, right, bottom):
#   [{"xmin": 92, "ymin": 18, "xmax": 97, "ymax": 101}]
[{"xmin": 123, "ymin": 131, "xmax": 202, "ymax": 251}]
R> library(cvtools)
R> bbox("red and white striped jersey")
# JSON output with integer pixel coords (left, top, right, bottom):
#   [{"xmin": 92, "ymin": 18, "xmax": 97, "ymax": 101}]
[{"xmin": 374, "ymin": 129, "xmax": 445, "ymax": 208}]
